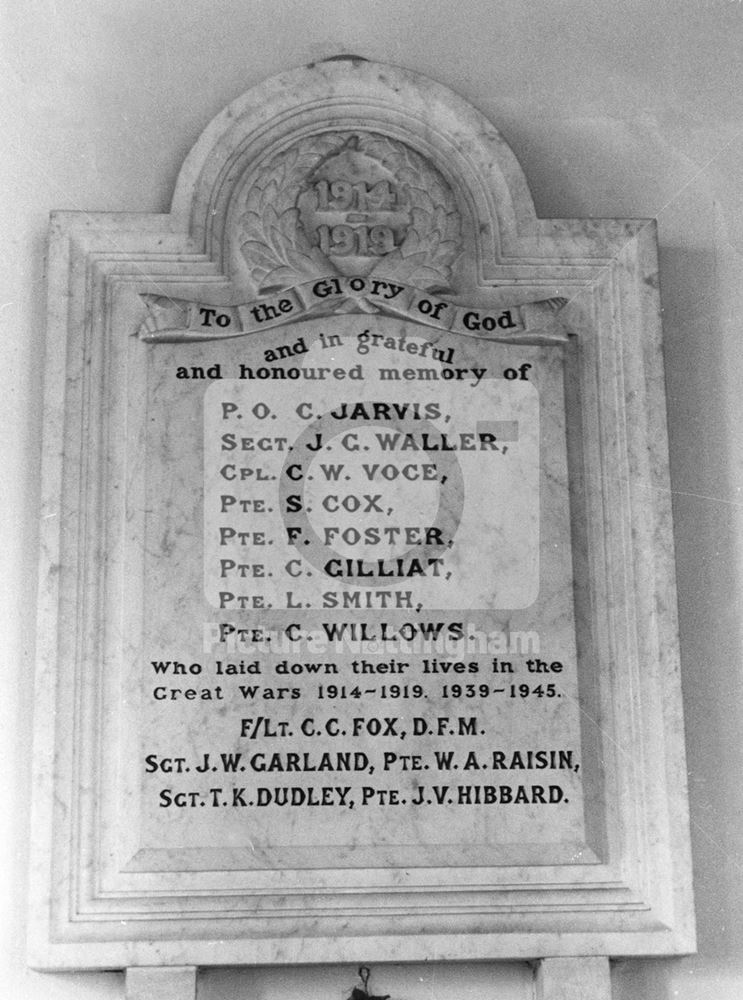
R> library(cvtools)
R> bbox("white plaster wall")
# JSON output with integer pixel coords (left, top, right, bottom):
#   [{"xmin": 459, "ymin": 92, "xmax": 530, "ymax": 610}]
[{"xmin": 2, "ymin": 2, "xmax": 742, "ymax": 997}]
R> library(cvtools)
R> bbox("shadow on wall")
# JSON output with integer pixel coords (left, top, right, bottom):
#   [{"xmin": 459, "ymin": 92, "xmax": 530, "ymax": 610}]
[
  {"xmin": 197, "ymin": 963, "xmax": 534, "ymax": 1000},
  {"xmin": 660, "ymin": 243, "xmax": 743, "ymax": 971}
]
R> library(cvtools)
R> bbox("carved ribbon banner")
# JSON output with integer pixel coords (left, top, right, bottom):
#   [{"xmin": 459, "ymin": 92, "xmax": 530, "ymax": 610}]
[{"xmin": 138, "ymin": 278, "xmax": 568, "ymax": 345}]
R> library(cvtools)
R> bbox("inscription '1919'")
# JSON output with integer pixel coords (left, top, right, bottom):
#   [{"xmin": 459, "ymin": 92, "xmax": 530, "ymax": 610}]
[{"xmin": 315, "ymin": 224, "xmax": 395, "ymax": 257}]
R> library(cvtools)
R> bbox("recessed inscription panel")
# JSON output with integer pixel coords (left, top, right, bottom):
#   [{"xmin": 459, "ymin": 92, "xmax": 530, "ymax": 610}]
[{"xmin": 128, "ymin": 315, "xmax": 583, "ymax": 870}]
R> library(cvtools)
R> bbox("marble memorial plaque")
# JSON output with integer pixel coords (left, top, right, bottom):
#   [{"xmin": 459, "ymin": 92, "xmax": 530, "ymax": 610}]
[{"xmin": 30, "ymin": 60, "xmax": 695, "ymax": 970}]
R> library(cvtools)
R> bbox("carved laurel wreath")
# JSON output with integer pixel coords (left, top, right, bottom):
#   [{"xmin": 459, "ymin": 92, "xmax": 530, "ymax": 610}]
[{"xmin": 236, "ymin": 132, "xmax": 462, "ymax": 295}]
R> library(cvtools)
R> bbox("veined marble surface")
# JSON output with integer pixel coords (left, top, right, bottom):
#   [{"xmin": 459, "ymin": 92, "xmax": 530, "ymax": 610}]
[{"xmin": 29, "ymin": 58, "xmax": 694, "ymax": 970}]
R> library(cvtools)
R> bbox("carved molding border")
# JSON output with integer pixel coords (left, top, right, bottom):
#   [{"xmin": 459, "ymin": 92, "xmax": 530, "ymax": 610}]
[{"xmin": 29, "ymin": 60, "xmax": 695, "ymax": 969}]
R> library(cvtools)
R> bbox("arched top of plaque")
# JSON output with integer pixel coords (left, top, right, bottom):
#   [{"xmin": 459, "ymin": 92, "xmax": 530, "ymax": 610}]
[{"xmin": 170, "ymin": 59, "xmax": 545, "ymax": 296}]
